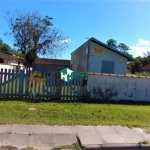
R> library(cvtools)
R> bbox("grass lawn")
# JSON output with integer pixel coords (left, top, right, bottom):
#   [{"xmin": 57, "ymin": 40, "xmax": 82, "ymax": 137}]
[{"xmin": 0, "ymin": 101, "xmax": 150, "ymax": 127}]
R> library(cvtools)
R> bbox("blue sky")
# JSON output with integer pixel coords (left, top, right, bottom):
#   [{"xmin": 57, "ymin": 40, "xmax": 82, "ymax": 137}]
[{"xmin": 0, "ymin": 0, "xmax": 150, "ymax": 59}]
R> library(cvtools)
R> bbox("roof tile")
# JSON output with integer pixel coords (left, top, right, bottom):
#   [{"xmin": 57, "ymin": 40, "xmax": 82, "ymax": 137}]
[
  {"xmin": 35, "ymin": 58, "xmax": 71, "ymax": 66},
  {"xmin": 141, "ymin": 63, "xmax": 150, "ymax": 69}
]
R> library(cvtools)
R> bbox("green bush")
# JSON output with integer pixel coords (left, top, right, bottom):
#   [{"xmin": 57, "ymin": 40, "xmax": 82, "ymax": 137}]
[{"xmin": 135, "ymin": 72, "xmax": 150, "ymax": 77}]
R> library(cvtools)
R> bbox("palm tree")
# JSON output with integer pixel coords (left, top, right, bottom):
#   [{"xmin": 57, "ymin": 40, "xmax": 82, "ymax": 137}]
[
  {"xmin": 118, "ymin": 43, "xmax": 130, "ymax": 53},
  {"xmin": 107, "ymin": 39, "xmax": 117, "ymax": 49}
]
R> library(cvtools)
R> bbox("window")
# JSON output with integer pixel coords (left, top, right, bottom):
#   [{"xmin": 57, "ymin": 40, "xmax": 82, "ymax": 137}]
[
  {"xmin": 101, "ymin": 60, "xmax": 115, "ymax": 74},
  {"xmin": 0, "ymin": 58, "xmax": 4, "ymax": 64}
]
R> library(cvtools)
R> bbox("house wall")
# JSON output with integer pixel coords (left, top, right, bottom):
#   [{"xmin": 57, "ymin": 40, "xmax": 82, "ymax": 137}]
[
  {"xmin": 0, "ymin": 64, "xmax": 14, "ymax": 70},
  {"xmin": 0, "ymin": 52, "xmax": 11, "ymax": 64},
  {"xmin": 0, "ymin": 64, "xmax": 24, "ymax": 70},
  {"xmin": 71, "ymin": 41, "xmax": 89, "ymax": 72},
  {"xmin": 88, "ymin": 42, "xmax": 127, "ymax": 74},
  {"xmin": 0, "ymin": 52, "xmax": 24, "ymax": 70},
  {"xmin": 84, "ymin": 74, "xmax": 150, "ymax": 102},
  {"xmin": 33, "ymin": 64, "xmax": 70, "ymax": 72}
]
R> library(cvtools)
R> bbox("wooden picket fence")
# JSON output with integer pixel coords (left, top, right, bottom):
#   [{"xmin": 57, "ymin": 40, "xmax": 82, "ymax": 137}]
[{"xmin": 0, "ymin": 68, "xmax": 83, "ymax": 100}]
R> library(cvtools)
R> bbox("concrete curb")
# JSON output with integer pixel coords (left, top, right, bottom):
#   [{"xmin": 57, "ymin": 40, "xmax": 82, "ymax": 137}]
[{"xmin": 82, "ymin": 143, "xmax": 150, "ymax": 150}]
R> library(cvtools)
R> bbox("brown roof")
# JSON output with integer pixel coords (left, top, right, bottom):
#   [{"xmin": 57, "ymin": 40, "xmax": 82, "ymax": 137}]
[
  {"xmin": 35, "ymin": 58, "xmax": 71, "ymax": 66},
  {"xmin": 141, "ymin": 63, "xmax": 150, "ymax": 69}
]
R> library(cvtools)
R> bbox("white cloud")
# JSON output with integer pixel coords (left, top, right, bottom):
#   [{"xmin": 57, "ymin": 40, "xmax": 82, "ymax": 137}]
[
  {"xmin": 53, "ymin": 39, "xmax": 71, "ymax": 44},
  {"xmin": 129, "ymin": 39, "xmax": 150, "ymax": 58},
  {"xmin": 59, "ymin": 39, "xmax": 71, "ymax": 43},
  {"xmin": 136, "ymin": 39, "xmax": 150, "ymax": 46}
]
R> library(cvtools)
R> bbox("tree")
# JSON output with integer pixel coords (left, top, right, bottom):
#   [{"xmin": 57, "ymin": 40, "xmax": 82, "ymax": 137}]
[
  {"xmin": 107, "ymin": 39, "xmax": 117, "ymax": 49},
  {"xmin": 127, "ymin": 55, "xmax": 150, "ymax": 74},
  {"xmin": 126, "ymin": 53, "xmax": 133, "ymax": 58},
  {"xmin": 107, "ymin": 39, "xmax": 131, "ymax": 54},
  {"xmin": 118, "ymin": 43, "xmax": 130, "ymax": 53},
  {"xmin": 6, "ymin": 11, "xmax": 68, "ymax": 69},
  {"xmin": 127, "ymin": 56, "xmax": 142, "ymax": 73},
  {"xmin": 142, "ymin": 52, "xmax": 150, "ymax": 66},
  {"xmin": 144, "ymin": 51, "xmax": 150, "ymax": 58},
  {"xmin": 0, "ymin": 38, "xmax": 12, "ymax": 53},
  {"xmin": 0, "ymin": 38, "xmax": 23, "ymax": 57}
]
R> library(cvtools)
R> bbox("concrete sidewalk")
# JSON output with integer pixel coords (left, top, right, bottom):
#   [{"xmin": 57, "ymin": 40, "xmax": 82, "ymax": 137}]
[{"xmin": 0, "ymin": 125, "xmax": 150, "ymax": 150}]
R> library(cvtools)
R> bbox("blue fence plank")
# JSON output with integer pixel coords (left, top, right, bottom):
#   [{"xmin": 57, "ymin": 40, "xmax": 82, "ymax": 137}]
[
  {"xmin": 25, "ymin": 71, "xmax": 29, "ymax": 99},
  {"xmin": 7, "ymin": 69, "xmax": 11, "ymax": 96},
  {"xmin": 14, "ymin": 70, "xmax": 18, "ymax": 97},
  {"xmin": 42, "ymin": 72, "xmax": 46, "ymax": 99},
  {"xmin": 0, "ymin": 69, "xmax": 3, "ymax": 97},
  {"xmin": 70, "ymin": 77, "xmax": 73, "ymax": 100},
  {"xmin": 11, "ymin": 69, "xmax": 15, "ymax": 97},
  {"xmin": 50, "ymin": 73, "xmax": 53, "ymax": 97},
  {"xmin": 3, "ymin": 69, "xmax": 7, "ymax": 97}
]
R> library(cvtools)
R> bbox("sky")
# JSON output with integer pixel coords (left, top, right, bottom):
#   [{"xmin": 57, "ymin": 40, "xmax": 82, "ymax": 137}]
[{"xmin": 0, "ymin": 0, "xmax": 150, "ymax": 60}]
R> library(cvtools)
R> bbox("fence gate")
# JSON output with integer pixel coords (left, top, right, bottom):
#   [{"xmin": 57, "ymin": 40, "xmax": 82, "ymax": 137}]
[
  {"xmin": 0, "ymin": 69, "xmax": 56, "ymax": 100},
  {"xmin": 27, "ymin": 71, "xmax": 56, "ymax": 100},
  {"xmin": 60, "ymin": 74, "xmax": 83, "ymax": 100}
]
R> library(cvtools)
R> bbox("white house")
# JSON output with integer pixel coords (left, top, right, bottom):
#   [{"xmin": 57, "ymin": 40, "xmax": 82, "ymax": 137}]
[
  {"xmin": 71, "ymin": 37, "xmax": 134, "ymax": 75},
  {"xmin": 0, "ymin": 50, "xmax": 24, "ymax": 70}
]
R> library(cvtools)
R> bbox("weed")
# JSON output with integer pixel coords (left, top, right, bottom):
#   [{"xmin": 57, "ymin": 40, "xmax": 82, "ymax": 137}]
[{"xmin": 139, "ymin": 140, "xmax": 149, "ymax": 144}]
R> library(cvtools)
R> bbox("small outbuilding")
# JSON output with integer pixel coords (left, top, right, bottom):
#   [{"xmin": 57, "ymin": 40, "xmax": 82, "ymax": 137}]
[
  {"xmin": 71, "ymin": 37, "xmax": 134, "ymax": 75},
  {"xmin": 33, "ymin": 58, "xmax": 71, "ymax": 72}
]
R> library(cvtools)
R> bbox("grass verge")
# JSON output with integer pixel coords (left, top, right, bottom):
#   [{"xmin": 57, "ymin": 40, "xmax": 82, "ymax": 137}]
[
  {"xmin": 0, "ymin": 101, "xmax": 150, "ymax": 127},
  {"xmin": 139, "ymin": 140, "xmax": 149, "ymax": 144},
  {"xmin": 0, "ymin": 143, "xmax": 81, "ymax": 150},
  {"xmin": 0, "ymin": 146, "xmax": 35, "ymax": 150},
  {"xmin": 53, "ymin": 143, "xmax": 81, "ymax": 150}
]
